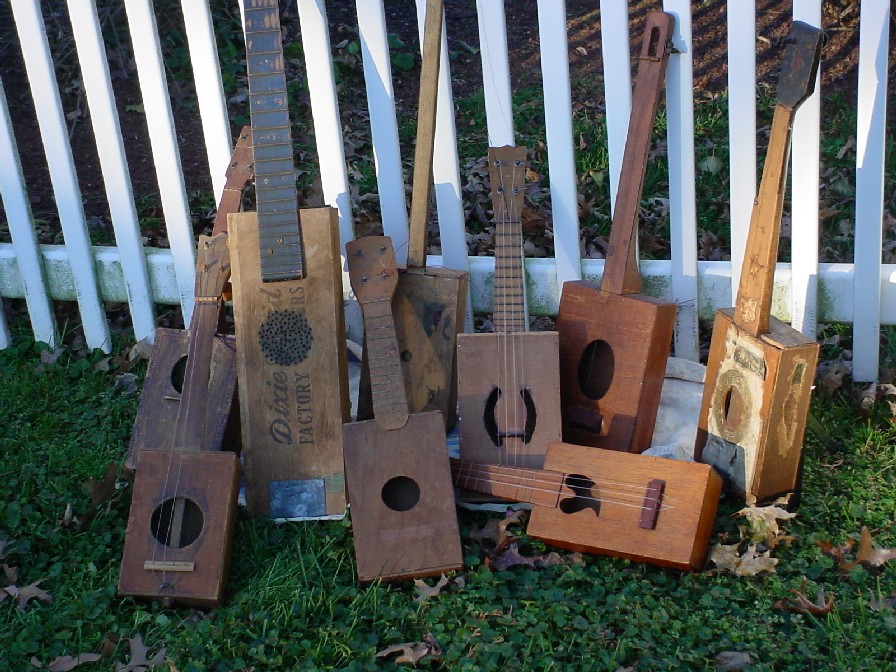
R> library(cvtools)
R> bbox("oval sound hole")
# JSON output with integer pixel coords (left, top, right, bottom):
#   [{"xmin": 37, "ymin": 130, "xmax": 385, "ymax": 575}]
[
  {"xmin": 577, "ymin": 339, "xmax": 615, "ymax": 400},
  {"xmin": 150, "ymin": 497, "xmax": 204, "ymax": 548},
  {"xmin": 722, "ymin": 386, "xmax": 743, "ymax": 430},
  {"xmin": 170, "ymin": 355, "xmax": 188, "ymax": 393},
  {"xmin": 381, "ymin": 476, "xmax": 420, "ymax": 512}
]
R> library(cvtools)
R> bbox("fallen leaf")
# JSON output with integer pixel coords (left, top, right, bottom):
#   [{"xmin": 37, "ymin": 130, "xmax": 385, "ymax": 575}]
[
  {"xmin": 375, "ymin": 633, "xmax": 440, "ymax": 665},
  {"xmin": 46, "ymin": 654, "xmax": 102, "ymax": 671},
  {"xmin": 414, "ymin": 574, "xmax": 449, "ymax": 602},
  {"xmin": 714, "ymin": 651, "xmax": 752, "ymax": 670},
  {"xmin": 113, "ymin": 373, "xmax": 138, "ymax": 396},
  {"xmin": 469, "ymin": 510, "xmax": 525, "ymax": 548},
  {"xmin": 115, "ymin": 635, "xmax": 166, "ymax": 672},
  {"xmin": 774, "ymin": 578, "xmax": 834, "ymax": 615},
  {"xmin": 709, "ymin": 544, "xmax": 778, "ymax": 576},
  {"xmin": 78, "ymin": 463, "xmax": 120, "ymax": 529},
  {"xmin": 5, "ymin": 580, "xmax": 53, "ymax": 610},
  {"xmin": 489, "ymin": 543, "xmax": 537, "ymax": 571},
  {"xmin": 868, "ymin": 589, "xmax": 896, "ymax": 611},
  {"xmin": 841, "ymin": 526, "xmax": 896, "ymax": 571},
  {"xmin": 735, "ymin": 501, "xmax": 796, "ymax": 549},
  {"xmin": 39, "ymin": 345, "xmax": 68, "ymax": 367},
  {"xmin": 816, "ymin": 538, "xmax": 853, "ymax": 563}
]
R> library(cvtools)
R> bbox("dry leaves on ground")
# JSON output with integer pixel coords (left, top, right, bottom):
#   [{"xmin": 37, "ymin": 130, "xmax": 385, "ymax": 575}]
[
  {"xmin": 30, "ymin": 654, "xmax": 101, "ymax": 671},
  {"xmin": 774, "ymin": 578, "xmax": 835, "ymax": 615},
  {"xmin": 413, "ymin": 574, "xmax": 450, "ymax": 602},
  {"xmin": 375, "ymin": 633, "xmax": 441, "ymax": 665},
  {"xmin": 114, "ymin": 636, "xmax": 166, "ymax": 672},
  {"xmin": 709, "ymin": 543, "xmax": 779, "ymax": 576},
  {"xmin": 735, "ymin": 496, "xmax": 796, "ymax": 548},
  {"xmin": 1, "ymin": 579, "xmax": 53, "ymax": 611},
  {"xmin": 840, "ymin": 526, "xmax": 896, "ymax": 571}
]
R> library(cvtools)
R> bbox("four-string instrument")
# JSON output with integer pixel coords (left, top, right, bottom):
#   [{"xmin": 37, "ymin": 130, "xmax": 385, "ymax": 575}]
[
  {"xmin": 356, "ymin": 0, "xmax": 468, "ymax": 430},
  {"xmin": 452, "ymin": 442, "xmax": 722, "ymax": 571},
  {"xmin": 228, "ymin": 0, "xmax": 350, "ymax": 518},
  {"xmin": 343, "ymin": 236, "xmax": 462, "ymax": 581},
  {"xmin": 556, "ymin": 11, "xmax": 677, "ymax": 454},
  {"xmin": 696, "ymin": 22, "xmax": 823, "ymax": 502},
  {"xmin": 457, "ymin": 146, "xmax": 561, "ymax": 469},
  {"xmin": 119, "ymin": 234, "xmax": 240, "ymax": 607}
]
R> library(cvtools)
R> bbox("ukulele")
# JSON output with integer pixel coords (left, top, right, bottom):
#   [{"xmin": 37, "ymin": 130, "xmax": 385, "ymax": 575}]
[
  {"xmin": 228, "ymin": 0, "xmax": 350, "ymax": 518},
  {"xmin": 457, "ymin": 146, "xmax": 561, "ymax": 469},
  {"xmin": 124, "ymin": 128, "xmax": 253, "ymax": 470},
  {"xmin": 556, "ymin": 11, "xmax": 677, "ymax": 454},
  {"xmin": 695, "ymin": 22, "xmax": 823, "ymax": 502},
  {"xmin": 119, "ymin": 234, "xmax": 240, "ymax": 607},
  {"xmin": 343, "ymin": 236, "xmax": 463, "ymax": 581},
  {"xmin": 355, "ymin": 0, "xmax": 468, "ymax": 430},
  {"xmin": 452, "ymin": 442, "xmax": 722, "ymax": 571}
]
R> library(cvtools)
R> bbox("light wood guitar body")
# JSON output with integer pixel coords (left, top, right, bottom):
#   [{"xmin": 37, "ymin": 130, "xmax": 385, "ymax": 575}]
[
  {"xmin": 343, "ymin": 236, "xmax": 462, "ymax": 581},
  {"xmin": 556, "ymin": 11, "xmax": 676, "ymax": 454},
  {"xmin": 696, "ymin": 22, "xmax": 823, "ymax": 502},
  {"xmin": 453, "ymin": 442, "xmax": 722, "ymax": 571},
  {"xmin": 458, "ymin": 146, "xmax": 561, "ymax": 470}
]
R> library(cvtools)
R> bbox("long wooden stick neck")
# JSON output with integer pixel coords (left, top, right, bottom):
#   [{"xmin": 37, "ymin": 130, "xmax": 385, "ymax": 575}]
[
  {"xmin": 733, "ymin": 104, "xmax": 795, "ymax": 336},
  {"xmin": 362, "ymin": 299, "xmax": 410, "ymax": 430},
  {"xmin": 450, "ymin": 458, "xmax": 564, "ymax": 508},
  {"xmin": 407, "ymin": 0, "xmax": 444, "ymax": 270},
  {"xmin": 600, "ymin": 11, "xmax": 674, "ymax": 296}
]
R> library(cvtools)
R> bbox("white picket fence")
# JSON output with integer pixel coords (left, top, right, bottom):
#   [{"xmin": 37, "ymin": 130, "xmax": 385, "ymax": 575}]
[{"xmin": 0, "ymin": 0, "xmax": 891, "ymax": 381}]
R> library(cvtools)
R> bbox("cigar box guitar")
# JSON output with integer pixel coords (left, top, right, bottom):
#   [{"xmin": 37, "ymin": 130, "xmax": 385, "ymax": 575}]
[
  {"xmin": 556, "ymin": 11, "xmax": 677, "ymax": 454},
  {"xmin": 457, "ymin": 146, "xmax": 561, "ymax": 470},
  {"xmin": 343, "ymin": 236, "xmax": 462, "ymax": 581},
  {"xmin": 124, "ymin": 129, "xmax": 253, "ymax": 470},
  {"xmin": 356, "ymin": 0, "xmax": 468, "ymax": 430},
  {"xmin": 452, "ymin": 442, "xmax": 722, "ymax": 571},
  {"xmin": 228, "ymin": 0, "xmax": 350, "ymax": 518},
  {"xmin": 119, "ymin": 234, "xmax": 240, "ymax": 607},
  {"xmin": 695, "ymin": 22, "xmax": 823, "ymax": 502}
]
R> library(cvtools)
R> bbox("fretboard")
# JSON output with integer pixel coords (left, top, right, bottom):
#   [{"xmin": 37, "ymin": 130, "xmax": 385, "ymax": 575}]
[
  {"xmin": 450, "ymin": 458, "xmax": 564, "ymax": 508},
  {"xmin": 362, "ymin": 300, "xmax": 410, "ymax": 430},
  {"xmin": 244, "ymin": 0, "xmax": 303, "ymax": 281}
]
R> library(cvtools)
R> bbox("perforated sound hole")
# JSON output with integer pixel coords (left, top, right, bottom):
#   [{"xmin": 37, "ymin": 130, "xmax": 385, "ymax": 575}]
[
  {"xmin": 258, "ymin": 309, "xmax": 313, "ymax": 366},
  {"xmin": 150, "ymin": 497, "xmax": 204, "ymax": 548}
]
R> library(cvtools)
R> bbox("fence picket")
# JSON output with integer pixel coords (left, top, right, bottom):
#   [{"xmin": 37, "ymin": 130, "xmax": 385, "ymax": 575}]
[
  {"xmin": 476, "ymin": 0, "xmax": 514, "ymax": 147},
  {"xmin": 599, "ymin": 0, "xmax": 633, "ymax": 211},
  {"xmin": 11, "ymin": 0, "xmax": 111, "ymax": 352},
  {"xmin": 853, "ymin": 0, "xmax": 890, "ymax": 382}
]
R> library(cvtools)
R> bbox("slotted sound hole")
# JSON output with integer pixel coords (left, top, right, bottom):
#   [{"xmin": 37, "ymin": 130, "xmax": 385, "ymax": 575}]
[
  {"xmin": 577, "ymin": 339, "xmax": 615, "ymax": 400},
  {"xmin": 150, "ymin": 497, "xmax": 204, "ymax": 548},
  {"xmin": 381, "ymin": 476, "xmax": 420, "ymax": 512},
  {"xmin": 258, "ymin": 309, "xmax": 314, "ymax": 366}
]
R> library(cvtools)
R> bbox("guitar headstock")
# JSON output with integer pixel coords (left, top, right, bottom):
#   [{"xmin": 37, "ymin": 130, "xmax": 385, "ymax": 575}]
[
  {"xmin": 224, "ymin": 126, "xmax": 254, "ymax": 190},
  {"xmin": 346, "ymin": 236, "xmax": 398, "ymax": 305},
  {"xmin": 194, "ymin": 233, "xmax": 231, "ymax": 298},
  {"xmin": 776, "ymin": 21, "xmax": 824, "ymax": 111},
  {"xmin": 487, "ymin": 146, "xmax": 528, "ymax": 223},
  {"xmin": 639, "ymin": 11, "xmax": 675, "ymax": 62}
]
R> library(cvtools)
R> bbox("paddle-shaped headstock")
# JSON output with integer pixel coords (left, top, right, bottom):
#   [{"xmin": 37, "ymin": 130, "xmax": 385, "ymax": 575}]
[
  {"xmin": 776, "ymin": 21, "xmax": 824, "ymax": 111},
  {"xmin": 346, "ymin": 236, "xmax": 399, "ymax": 306},
  {"xmin": 194, "ymin": 233, "xmax": 231, "ymax": 299},
  {"xmin": 488, "ymin": 146, "xmax": 528, "ymax": 223}
]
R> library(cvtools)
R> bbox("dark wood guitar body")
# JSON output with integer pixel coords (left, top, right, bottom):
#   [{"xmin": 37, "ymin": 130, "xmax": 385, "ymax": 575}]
[
  {"xmin": 343, "ymin": 236, "xmax": 462, "ymax": 582},
  {"xmin": 696, "ymin": 22, "xmax": 823, "ymax": 502},
  {"xmin": 457, "ymin": 146, "xmax": 561, "ymax": 470},
  {"xmin": 453, "ymin": 442, "xmax": 722, "ymax": 571},
  {"xmin": 556, "ymin": 11, "xmax": 676, "ymax": 454}
]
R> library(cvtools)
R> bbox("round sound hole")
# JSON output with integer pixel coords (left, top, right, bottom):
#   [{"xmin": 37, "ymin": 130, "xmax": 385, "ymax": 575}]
[
  {"xmin": 171, "ymin": 355, "xmax": 188, "ymax": 393},
  {"xmin": 722, "ymin": 386, "xmax": 743, "ymax": 430},
  {"xmin": 577, "ymin": 339, "xmax": 615, "ymax": 400},
  {"xmin": 258, "ymin": 309, "xmax": 314, "ymax": 366},
  {"xmin": 150, "ymin": 497, "xmax": 204, "ymax": 548},
  {"xmin": 400, "ymin": 350, "xmax": 413, "ymax": 362},
  {"xmin": 381, "ymin": 476, "xmax": 420, "ymax": 512}
]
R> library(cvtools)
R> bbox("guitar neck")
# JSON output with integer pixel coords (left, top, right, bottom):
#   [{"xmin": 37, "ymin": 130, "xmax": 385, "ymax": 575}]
[
  {"xmin": 733, "ymin": 104, "xmax": 795, "ymax": 337},
  {"xmin": 600, "ymin": 11, "xmax": 674, "ymax": 296},
  {"xmin": 362, "ymin": 300, "xmax": 410, "ymax": 430},
  {"xmin": 211, "ymin": 126, "xmax": 254, "ymax": 236},
  {"xmin": 450, "ymin": 458, "xmax": 564, "ymax": 508},
  {"xmin": 244, "ymin": 0, "xmax": 303, "ymax": 281}
]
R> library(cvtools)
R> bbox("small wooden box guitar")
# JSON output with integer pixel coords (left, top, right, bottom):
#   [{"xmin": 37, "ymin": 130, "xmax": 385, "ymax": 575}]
[
  {"xmin": 119, "ymin": 235, "xmax": 240, "ymax": 607},
  {"xmin": 453, "ymin": 442, "xmax": 722, "ymax": 571},
  {"xmin": 556, "ymin": 11, "xmax": 676, "ymax": 454},
  {"xmin": 229, "ymin": 0, "xmax": 350, "ymax": 518},
  {"xmin": 124, "ymin": 129, "xmax": 253, "ymax": 470},
  {"xmin": 343, "ymin": 236, "xmax": 462, "ymax": 582},
  {"xmin": 695, "ymin": 22, "xmax": 823, "ymax": 502},
  {"xmin": 356, "ymin": 0, "xmax": 467, "ymax": 430},
  {"xmin": 457, "ymin": 146, "xmax": 561, "ymax": 470}
]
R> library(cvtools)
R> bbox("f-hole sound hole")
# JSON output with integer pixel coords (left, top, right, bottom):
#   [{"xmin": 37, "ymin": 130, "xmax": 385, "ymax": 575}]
[
  {"xmin": 578, "ymin": 340, "xmax": 614, "ymax": 400},
  {"xmin": 381, "ymin": 476, "xmax": 420, "ymax": 512},
  {"xmin": 722, "ymin": 386, "xmax": 743, "ymax": 430},
  {"xmin": 559, "ymin": 474, "xmax": 601, "ymax": 517},
  {"xmin": 150, "ymin": 497, "xmax": 204, "ymax": 548},
  {"xmin": 171, "ymin": 355, "xmax": 188, "ymax": 393}
]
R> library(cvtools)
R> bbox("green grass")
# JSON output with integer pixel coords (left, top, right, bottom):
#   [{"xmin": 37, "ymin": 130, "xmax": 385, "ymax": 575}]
[{"xmin": 1, "ymin": 334, "xmax": 895, "ymax": 671}]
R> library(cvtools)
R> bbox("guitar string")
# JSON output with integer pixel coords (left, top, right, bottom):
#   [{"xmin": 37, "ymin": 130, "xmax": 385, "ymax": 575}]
[
  {"xmin": 495, "ymin": 154, "xmax": 510, "ymax": 466},
  {"xmin": 453, "ymin": 461, "xmax": 674, "ymax": 513},
  {"xmin": 450, "ymin": 460, "xmax": 683, "ymax": 505},
  {"xmin": 513, "ymin": 155, "xmax": 527, "ymax": 467}
]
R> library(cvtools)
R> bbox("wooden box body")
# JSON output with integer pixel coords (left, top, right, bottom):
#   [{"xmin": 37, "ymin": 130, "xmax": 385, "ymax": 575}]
[
  {"xmin": 228, "ymin": 210, "xmax": 350, "ymax": 517},
  {"xmin": 126, "ymin": 328, "xmax": 238, "ymax": 469},
  {"xmin": 556, "ymin": 281, "xmax": 676, "ymax": 452},
  {"xmin": 118, "ymin": 450, "xmax": 240, "ymax": 608},
  {"xmin": 696, "ymin": 309, "xmax": 819, "ymax": 501},
  {"xmin": 527, "ymin": 442, "xmax": 722, "ymax": 570},
  {"xmin": 457, "ymin": 331, "xmax": 561, "ymax": 469},
  {"xmin": 356, "ymin": 267, "xmax": 468, "ymax": 429},
  {"xmin": 342, "ymin": 411, "xmax": 463, "ymax": 581}
]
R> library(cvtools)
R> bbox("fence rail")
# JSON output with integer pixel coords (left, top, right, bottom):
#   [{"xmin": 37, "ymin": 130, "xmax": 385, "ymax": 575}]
[{"xmin": 0, "ymin": 0, "xmax": 891, "ymax": 381}]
